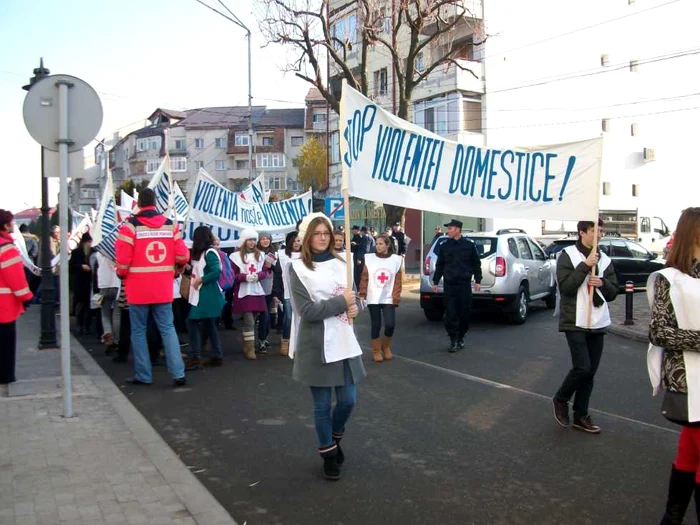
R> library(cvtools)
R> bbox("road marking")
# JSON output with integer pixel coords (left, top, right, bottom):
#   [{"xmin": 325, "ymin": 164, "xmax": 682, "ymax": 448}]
[{"xmin": 379, "ymin": 351, "xmax": 678, "ymax": 435}]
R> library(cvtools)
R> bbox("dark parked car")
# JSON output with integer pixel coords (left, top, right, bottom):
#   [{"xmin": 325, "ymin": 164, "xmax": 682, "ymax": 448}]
[{"xmin": 545, "ymin": 236, "xmax": 665, "ymax": 288}]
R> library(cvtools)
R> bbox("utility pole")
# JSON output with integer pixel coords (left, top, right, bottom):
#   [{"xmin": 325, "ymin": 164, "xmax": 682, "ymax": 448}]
[
  {"xmin": 22, "ymin": 58, "xmax": 57, "ymax": 349},
  {"xmin": 195, "ymin": 0, "xmax": 254, "ymax": 181}
]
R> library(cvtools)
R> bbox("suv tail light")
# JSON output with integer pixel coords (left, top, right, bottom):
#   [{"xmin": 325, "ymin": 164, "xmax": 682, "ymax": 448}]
[
  {"xmin": 424, "ymin": 256, "xmax": 431, "ymax": 275},
  {"xmin": 495, "ymin": 256, "xmax": 506, "ymax": 277}
]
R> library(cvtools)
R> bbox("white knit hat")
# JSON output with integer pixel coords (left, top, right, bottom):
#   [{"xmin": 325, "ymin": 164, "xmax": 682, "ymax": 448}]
[
  {"xmin": 238, "ymin": 228, "xmax": 258, "ymax": 245},
  {"xmin": 298, "ymin": 212, "xmax": 333, "ymax": 244}
]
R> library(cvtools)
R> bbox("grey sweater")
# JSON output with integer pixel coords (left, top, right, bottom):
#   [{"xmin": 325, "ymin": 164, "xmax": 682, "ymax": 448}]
[{"xmin": 289, "ymin": 262, "xmax": 367, "ymax": 387}]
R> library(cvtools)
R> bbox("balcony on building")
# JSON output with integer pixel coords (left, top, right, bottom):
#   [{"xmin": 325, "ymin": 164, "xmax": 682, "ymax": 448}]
[
  {"xmin": 411, "ymin": 58, "xmax": 484, "ymax": 101},
  {"xmin": 227, "ymin": 169, "xmax": 251, "ymax": 181}
]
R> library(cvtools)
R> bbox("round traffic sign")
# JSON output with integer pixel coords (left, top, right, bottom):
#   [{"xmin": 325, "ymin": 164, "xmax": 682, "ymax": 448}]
[{"xmin": 23, "ymin": 74, "xmax": 103, "ymax": 153}]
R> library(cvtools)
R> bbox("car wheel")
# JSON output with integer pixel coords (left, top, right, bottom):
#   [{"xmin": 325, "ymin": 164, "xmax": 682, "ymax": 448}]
[
  {"xmin": 509, "ymin": 286, "xmax": 529, "ymax": 325},
  {"xmin": 423, "ymin": 306, "xmax": 445, "ymax": 322},
  {"xmin": 544, "ymin": 287, "xmax": 557, "ymax": 309}
]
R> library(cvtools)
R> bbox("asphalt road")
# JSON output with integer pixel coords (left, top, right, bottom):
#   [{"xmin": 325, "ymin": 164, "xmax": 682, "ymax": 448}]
[{"xmin": 78, "ymin": 288, "xmax": 693, "ymax": 525}]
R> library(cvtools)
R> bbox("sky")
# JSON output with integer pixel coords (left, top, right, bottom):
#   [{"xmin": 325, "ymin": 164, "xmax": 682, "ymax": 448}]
[{"xmin": 0, "ymin": 0, "xmax": 311, "ymax": 212}]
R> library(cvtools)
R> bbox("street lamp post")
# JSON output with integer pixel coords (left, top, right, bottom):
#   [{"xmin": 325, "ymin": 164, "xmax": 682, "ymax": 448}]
[{"xmin": 22, "ymin": 58, "xmax": 57, "ymax": 349}]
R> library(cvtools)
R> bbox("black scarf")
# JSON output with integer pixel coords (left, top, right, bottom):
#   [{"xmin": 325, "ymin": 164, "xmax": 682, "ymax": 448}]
[{"xmin": 312, "ymin": 251, "xmax": 335, "ymax": 263}]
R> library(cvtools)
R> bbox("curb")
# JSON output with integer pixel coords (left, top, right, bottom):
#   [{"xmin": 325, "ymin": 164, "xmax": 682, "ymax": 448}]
[
  {"xmin": 607, "ymin": 324, "xmax": 649, "ymax": 343},
  {"xmin": 70, "ymin": 334, "xmax": 238, "ymax": 525}
]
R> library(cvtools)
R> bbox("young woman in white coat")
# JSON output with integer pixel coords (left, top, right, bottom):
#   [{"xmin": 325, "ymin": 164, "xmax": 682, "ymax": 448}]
[
  {"xmin": 358, "ymin": 234, "xmax": 402, "ymax": 362},
  {"xmin": 288, "ymin": 212, "xmax": 365, "ymax": 481}
]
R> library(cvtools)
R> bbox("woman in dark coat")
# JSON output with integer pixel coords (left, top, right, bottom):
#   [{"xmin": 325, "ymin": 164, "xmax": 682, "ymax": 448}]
[{"xmin": 69, "ymin": 233, "xmax": 93, "ymax": 335}]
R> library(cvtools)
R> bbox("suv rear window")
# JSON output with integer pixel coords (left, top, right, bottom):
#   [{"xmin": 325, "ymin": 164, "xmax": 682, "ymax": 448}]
[{"xmin": 466, "ymin": 236, "xmax": 498, "ymax": 258}]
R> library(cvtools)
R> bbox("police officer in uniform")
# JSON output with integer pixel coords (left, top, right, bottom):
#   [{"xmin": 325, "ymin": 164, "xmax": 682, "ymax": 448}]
[{"xmin": 432, "ymin": 219, "xmax": 482, "ymax": 352}]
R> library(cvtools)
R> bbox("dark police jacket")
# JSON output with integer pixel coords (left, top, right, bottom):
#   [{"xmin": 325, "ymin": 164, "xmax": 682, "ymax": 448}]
[{"xmin": 433, "ymin": 237, "xmax": 483, "ymax": 287}]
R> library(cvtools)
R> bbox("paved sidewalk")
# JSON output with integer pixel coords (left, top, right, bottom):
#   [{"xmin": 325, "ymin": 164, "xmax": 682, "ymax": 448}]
[
  {"xmin": 607, "ymin": 290, "xmax": 650, "ymax": 342},
  {"xmin": 0, "ymin": 308, "xmax": 237, "ymax": 525}
]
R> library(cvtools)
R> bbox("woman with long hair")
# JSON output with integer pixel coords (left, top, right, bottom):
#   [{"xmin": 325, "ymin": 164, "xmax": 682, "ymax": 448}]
[
  {"xmin": 289, "ymin": 212, "xmax": 365, "ymax": 481},
  {"xmin": 0, "ymin": 210, "xmax": 32, "ymax": 384},
  {"xmin": 69, "ymin": 233, "xmax": 93, "ymax": 335},
  {"xmin": 257, "ymin": 231, "xmax": 280, "ymax": 352},
  {"xmin": 185, "ymin": 226, "xmax": 225, "ymax": 370},
  {"xmin": 230, "ymin": 229, "xmax": 270, "ymax": 360},
  {"xmin": 278, "ymin": 230, "xmax": 301, "ymax": 355},
  {"xmin": 649, "ymin": 207, "xmax": 700, "ymax": 524},
  {"xmin": 359, "ymin": 234, "xmax": 402, "ymax": 363}
]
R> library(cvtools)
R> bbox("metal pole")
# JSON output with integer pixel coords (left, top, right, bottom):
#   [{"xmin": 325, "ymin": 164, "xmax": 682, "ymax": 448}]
[
  {"xmin": 38, "ymin": 146, "xmax": 57, "ymax": 348},
  {"xmin": 420, "ymin": 210, "xmax": 424, "ymax": 275},
  {"xmin": 247, "ymin": 29, "xmax": 253, "ymax": 181},
  {"xmin": 56, "ymin": 79, "xmax": 73, "ymax": 418},
  {"xmin": 624, "ymin": 281, "xmax": 635, "ymax": 325}
]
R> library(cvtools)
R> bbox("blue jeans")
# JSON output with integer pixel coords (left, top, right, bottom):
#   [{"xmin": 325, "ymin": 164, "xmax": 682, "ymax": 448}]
[
  {"xmin": 129, "ymin": 303, "xmax": 185, "ymax": 383},
  {"xmin": 282, "ymin": 298, "xmax": 292, "ymax": 340},
  {"xmin": 309, "ymin": 362, "xmax": 357, "ymax": 447},
  {"xmin": 187, "ymin": 317, "xmax": 222, "ymax": 359}
]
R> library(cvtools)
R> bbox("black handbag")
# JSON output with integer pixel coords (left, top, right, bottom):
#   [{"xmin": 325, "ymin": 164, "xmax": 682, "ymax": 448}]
[{"xmin": 661, "ymin": 390, "xmax": 689, "ymax": 423}]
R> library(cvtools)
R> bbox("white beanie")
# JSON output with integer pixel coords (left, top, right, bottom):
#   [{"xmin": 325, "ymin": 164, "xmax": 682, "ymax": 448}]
[
  {"xmin": 238, "ymin": 228, "xmax": 258, "ymax": 245},
  {"xmin": 298, "ymin": 212, "xmax": 333, "ymax": 244}
]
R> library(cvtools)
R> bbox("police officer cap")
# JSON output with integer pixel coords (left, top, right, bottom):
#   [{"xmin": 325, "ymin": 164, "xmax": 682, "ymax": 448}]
[
  {"xmin": 444, "ymin": 219, "xmax": 463, "ymax": 229},
  {"xmin": 360, "ymin": 226, "xmax": 368, "ymax": 232},
  {"xmin": 352, "ymin": 225, "xmax": 360, "ymax": 230}
]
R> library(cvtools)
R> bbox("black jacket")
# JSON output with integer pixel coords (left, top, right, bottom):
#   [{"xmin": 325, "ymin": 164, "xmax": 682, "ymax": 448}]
[
  {"xmin": 557, "ymin": 241, "xmax": 618, "ymax": 332},
  {"xmin": 433, "ymin": 237, "xmax": 482, "ymax": 286},
  {"xmin": 393, "ymin": 230, "xmax": 406, "ymax": 255}
]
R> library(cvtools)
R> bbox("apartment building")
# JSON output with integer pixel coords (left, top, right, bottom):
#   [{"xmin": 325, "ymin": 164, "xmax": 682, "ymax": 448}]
[{"xmin": 104, "ymin": 105, "xmax": 306, "ymax": 197}]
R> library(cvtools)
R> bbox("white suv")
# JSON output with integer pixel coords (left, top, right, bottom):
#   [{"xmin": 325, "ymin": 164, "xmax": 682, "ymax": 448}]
[{"xmin": 419, "ymin": 229, "xmax": 557, "ymax": 324}]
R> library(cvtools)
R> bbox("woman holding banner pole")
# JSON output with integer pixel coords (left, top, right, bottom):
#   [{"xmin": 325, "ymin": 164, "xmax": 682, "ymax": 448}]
[
  {"xmin": 230, "ymin": 229, "xmax": 270, "ymax": 360},
  {"xmin": 288, "ymin": 212, "xmax": 365, "ymax": 480}
]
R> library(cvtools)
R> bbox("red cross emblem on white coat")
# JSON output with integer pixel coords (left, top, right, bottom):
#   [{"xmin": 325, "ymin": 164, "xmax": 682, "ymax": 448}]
[
  {"xmin": 374, "ymin": 269, "xmax": 391, "ymax": 288},
  {"xmin": 248, "ymin": 264, "xmax": 257, "ymax": 274},
  {"xmin": 145, "ymin": 241, "xmax": 167, "ymax": 264}
]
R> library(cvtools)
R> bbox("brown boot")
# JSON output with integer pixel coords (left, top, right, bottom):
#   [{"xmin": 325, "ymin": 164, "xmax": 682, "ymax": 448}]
[
  {"xmin": 202, "ymin": 357, "xmax": 223, "ymax": 367},
  {"xmin": 184, "ymin": 356, "xmax": 201, "ymax": 371},
  {"xmin": 381, "ymin": 336, "xmax": 394, "ymax": 361},
  {"xmin": 243, "ymin": 332, "xmax": 257, "ymax": 360},
  {"xmin": 103, "ymin": 332, "xmax": 114, "ymax": 347},
  {"xmin": 371, "ymin": 339, "xmax": 383, "ymax": 363},
  {"xmin": 280, "ymin": 339, "xmax": 289, "ymax": 356}
]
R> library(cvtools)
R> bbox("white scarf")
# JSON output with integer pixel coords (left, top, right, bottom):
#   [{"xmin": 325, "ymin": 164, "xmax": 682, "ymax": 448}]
[
  {"xmin": 289, "ymin": 257, "xmax": 363, "ymax": 364},
  {"xmin": 647, "ymin": 268, "xmax": 700, "ymax": 422},
  {"xmin": 563, "ymin": 245, "xmax": 612, "ymax": 329},
  {"xmin": 188, "ymin": 248, "xmax": 218, "ymax": 307},
  {"xmin": 364, "ymin": 253, "xmax": 402, "ymax": 305},
  {"xmin": 230, "ymin": 251, "xmax": 265, "ymax": 299}
]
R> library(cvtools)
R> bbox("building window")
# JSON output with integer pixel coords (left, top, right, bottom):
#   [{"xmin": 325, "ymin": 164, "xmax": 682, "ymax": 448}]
[
  {"xmin": 313, "ymin": 113, "xmax": 327, "ymax": 124},
  {"xmin": 262, "ymin": 137, "xmax": 274, "ymax": 146},
  {"xmin": 374, "ymin": 68, "xmax": 388, "ymax": 97},
  {"xmin": 215, "ymin": 137, "xmax": 227, "ymax": 148},
  {"xmin": 289, "ymin": 180, "xmax": 303, "ymax": 192},
  {"xmin": 235, "ymin": 160, "xmax": 249, "ymax": 170},
  {"xmin": 137, "ymin": 138, "xmax": 148, "ymax": 152},
  {"xmin": 195, "ymin": 138, "xmax": 204, "ymax": 149},
  {"xmin": 148, "ymin": 137, "xmax": 161, "ymax": 151},
  {"xmin": 170, "ymin": 157, "xmax": 187, "ymax": 172},
  {"xmin": 235, "ymin": 134, "xmax": 249, "ymax": 146},
  {"xmin": 174, "ymin": 139, "xmax": 186, "ymax": 150},
  {"xmin": 331, "ymin": 13, "xmax": 357, "ymax": 51},
  {"xmin": 462, "ymin": 99, "xmax": 482, "ymax": 133},
  {"xmin": 413, "ymin": 94, "xmax": 470, "ymax": 136},
  {"xmin": 632, "ymin": 184, "xmax": 640, "ymax": 197},
  {"xmin": 266, "ymin": 176, "xmax": 285, "ymax": 191},
  {"xmin": 603, "ymin": 182, "xmax": 611, "ymax": 195},
  {"xmin": 147, "ymin": 158, "xmax": 161, "ymax": 174},
  {"xmin": 602, "ymin": 118, "xmax": 611, "ymax": 132},
  {"xmin": 215, "ymin": 160, "xmax": 227, "ymax": 171},
  {"xmin": 80, "ymin": 189, "xmax": 99, "ymax": 199},
  {"xmin": 378, "ymin": 6, "xmax": 391, "ymax": 33},
  {"xmin": 330, "ymin": 131, "xmax": 340, "ymax": 164},
  {"xmin": 291, "ymin": 136, "xmax": 304, "ymax": 147},
  {"xmin": 194, "ymin": 161, "xmax": 204, "ymax": 170},
  {"xmin": 79, "ymin": 204, "xmax": 92, "ymax": 212},
  {"xmin": 257, "ymin": 153, "xmax": 285, "ymax": 169},
  {"xmin": 123, "ymin": 148, "xmax": 129, "ymax": 161},
  {"xmin": 415, "ymin": 53, "xmax": 425, "ymax": 73}
]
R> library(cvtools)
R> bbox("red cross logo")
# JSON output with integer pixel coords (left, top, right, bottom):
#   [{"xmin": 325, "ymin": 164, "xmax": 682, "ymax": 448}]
[
  {"xmin": 145, "ymin": 241, "xmax": 167, "ymax": 264},
  {"xmin": 375, "ymin": 269, "xmax": 391, "ymax": 288},
  {"xmin": 248, "ymin": 264, "xmax": 257, "ymax": 274}
]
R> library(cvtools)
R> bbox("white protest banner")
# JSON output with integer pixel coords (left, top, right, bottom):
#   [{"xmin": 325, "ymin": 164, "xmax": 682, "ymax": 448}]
[
  {"xmin": 340, "ymin": 84, "xmax": 602, "ymax": 221},
  {"xmin": 188, "ymin": 169, "xmax": 312, "ymax": 238},
  {"xmin": 121, "ymin": 190, "xmax": 137, "ymax": 212},
  {"xmin": 239, "ymin": 173, "xmax": 268, "ymax": 204},
  {"xmin": 92, "ymin": 172, "xmax": 117, "ymax": 246}
]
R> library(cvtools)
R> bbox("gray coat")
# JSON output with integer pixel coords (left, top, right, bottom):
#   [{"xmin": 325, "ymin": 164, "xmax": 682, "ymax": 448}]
[{"xmin": 289, "ymin": 265, "xmax": 367, "ymax": 387}]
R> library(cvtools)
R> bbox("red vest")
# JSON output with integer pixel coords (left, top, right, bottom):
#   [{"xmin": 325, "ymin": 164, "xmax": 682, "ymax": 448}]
[
  {"xmin": 0, "ymin": 234, "xmax": 32, "ymax": 323},
  {"xmin": 115, "ymin": 209, "xmax": 189, "ymax": 305}
]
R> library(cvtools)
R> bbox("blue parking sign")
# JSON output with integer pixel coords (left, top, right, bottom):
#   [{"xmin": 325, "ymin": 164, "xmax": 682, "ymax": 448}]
[{"xmin": 325, "ymin": 198, "xmax": 345, "ymax": 220}]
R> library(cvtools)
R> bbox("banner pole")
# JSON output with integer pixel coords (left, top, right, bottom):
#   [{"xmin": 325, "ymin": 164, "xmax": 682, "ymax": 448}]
[
  {"xmin": 343, "ymin": 189, "xmax": 353, "ymax": 325},
  {"xmin": 586, "ymin": 134, "xmax": 604, "ymax": 328}
]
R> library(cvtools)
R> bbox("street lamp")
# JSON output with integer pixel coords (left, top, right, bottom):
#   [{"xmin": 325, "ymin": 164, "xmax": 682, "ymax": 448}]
[
  {"xmin": 195, "ymin": 0, "xmax": 254, "ymax": 181},
  {"xmin": 22, "ymin": 58, "xmax": 57, "ymax": 349}
]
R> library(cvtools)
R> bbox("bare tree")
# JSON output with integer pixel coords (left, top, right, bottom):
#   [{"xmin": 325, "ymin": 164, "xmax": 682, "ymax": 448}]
[{"xmin": 257, "ymin": 0, "xmax": 485, "ymax": 224}]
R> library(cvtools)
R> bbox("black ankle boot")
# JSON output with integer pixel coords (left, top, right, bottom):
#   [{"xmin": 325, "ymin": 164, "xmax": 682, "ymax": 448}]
[
  {"xmin": 660, "ymin": 466, "xmax": 695, "ymax": 524},
  {"xmin": 333, "ymin": 432, "xmax": 345, "ymax": 465},
  {"xmin": 319, "ymin": 445, "xmax": 341, "ymax": 481}
]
